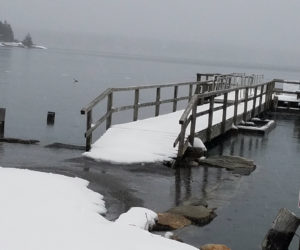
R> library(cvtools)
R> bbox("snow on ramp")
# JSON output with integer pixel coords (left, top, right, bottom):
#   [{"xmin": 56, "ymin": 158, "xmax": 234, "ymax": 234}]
[{"xmin": 84, "ymin": 95, "xmax": 265, "ymax": 164}]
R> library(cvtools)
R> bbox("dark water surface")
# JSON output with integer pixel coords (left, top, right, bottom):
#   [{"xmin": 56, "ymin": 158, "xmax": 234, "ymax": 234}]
[{"xmin": 0, "ymin": 114, "xmax": 299, "ymax": 249}]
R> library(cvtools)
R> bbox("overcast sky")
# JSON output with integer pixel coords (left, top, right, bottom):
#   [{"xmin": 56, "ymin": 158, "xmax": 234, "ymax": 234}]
[{"xmin": 1, "ymin": 0, "xmax": 300, "ymax": 52}]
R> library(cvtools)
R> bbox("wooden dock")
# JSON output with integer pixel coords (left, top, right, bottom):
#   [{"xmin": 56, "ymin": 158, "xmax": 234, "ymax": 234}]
[{"xmin": 81, "ymin": 74, "xmax": 299, "ymax": 164}]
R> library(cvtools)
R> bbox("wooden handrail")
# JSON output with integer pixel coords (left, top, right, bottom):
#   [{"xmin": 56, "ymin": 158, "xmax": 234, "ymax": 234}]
[
  {"xmin": 174, "ymin": 79, "xmax": 274, "ymax": 158},
  {"xmin": 81, "ymin": 73, "xmax": 264, "ymax": 151}
]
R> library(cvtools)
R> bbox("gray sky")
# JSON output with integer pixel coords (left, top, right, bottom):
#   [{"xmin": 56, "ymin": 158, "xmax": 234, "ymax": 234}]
[{"xmin": 1, "ymin": 0, "xmax": 300, "ymax": 53}]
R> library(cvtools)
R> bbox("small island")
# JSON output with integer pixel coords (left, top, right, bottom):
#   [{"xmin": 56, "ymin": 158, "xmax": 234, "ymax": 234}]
[{"xmin": 0, "ymin": 20, "xmax": 46, "ymax": 49}]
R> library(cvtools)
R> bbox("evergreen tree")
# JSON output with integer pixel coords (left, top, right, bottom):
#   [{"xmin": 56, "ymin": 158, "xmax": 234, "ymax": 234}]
[
  {"xmin": 0, "ymin": 20, "xmax": 14, "ymax": 42},
  {"xmin": 22, "ymin": 33, "xmax": 33, "ymax": 47}
]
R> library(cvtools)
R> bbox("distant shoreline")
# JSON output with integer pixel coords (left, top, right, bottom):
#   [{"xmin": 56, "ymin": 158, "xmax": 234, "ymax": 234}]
[{"xmin": 0, "ymin": 41, "xmax": 47, "ymax": 49}]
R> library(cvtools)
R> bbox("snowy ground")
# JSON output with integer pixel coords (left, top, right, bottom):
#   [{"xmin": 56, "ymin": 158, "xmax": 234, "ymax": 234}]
[
  {"xmin": 84, "ymin": 92, "xmax": 266, "ymax": 164},
  {"xmin": 0, "ymin": 167, "xmax": 197, "ymax": 250}
]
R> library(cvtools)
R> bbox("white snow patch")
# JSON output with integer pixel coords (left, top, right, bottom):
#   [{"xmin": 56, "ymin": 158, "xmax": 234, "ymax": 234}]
[
  {"xmin": 193, "ymin": 137, "xmax": 207, "ymax": 151},
  {"xmin": 115, "ymin": 207, "xmax": 158, "ymax": 230},
  {"xmin": 0, "ymin": 167, "xmax": 197, "ymax": 250}
]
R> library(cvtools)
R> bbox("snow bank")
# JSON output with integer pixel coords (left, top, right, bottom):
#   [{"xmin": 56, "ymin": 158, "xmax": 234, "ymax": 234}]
[
  {"xmin": 115, "ymin": 207, "xmax": 158, "ymax": 230},
  {"xmin": 0, "ymin": 167, "xmax": 197, "ymax": 250}
]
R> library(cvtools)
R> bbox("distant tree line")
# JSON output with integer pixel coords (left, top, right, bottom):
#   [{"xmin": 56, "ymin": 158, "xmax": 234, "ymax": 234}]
[
  {"xmin": 0, "ymin": 20, "xmax": 14, "ymax": 42},
  {"xmin": 0, "ymin": 20, "xmax": 34, "ymax": 47}
]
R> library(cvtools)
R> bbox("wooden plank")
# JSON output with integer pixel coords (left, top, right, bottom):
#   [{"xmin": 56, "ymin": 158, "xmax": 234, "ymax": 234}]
[
  {"xmin": 173, "ymin": 86, "xmax": 178, "ymax": 112},
  {"xmin": 106, "ymin": 92, "xmax": 113, "ymax": 130},
  {"xmin": 221, "ymin": 92, "xmax": 228, "ymax": 134},
  {"xmin": 133, "ymin": 89, "xmax": 139, "ymax": 121}
]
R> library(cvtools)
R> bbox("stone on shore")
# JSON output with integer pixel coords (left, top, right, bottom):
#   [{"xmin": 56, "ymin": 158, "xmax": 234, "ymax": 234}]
[
  {"xmin": 197, "ymin": 155, "xmax": 256, "ymax": 175},
  {"xmin": 153, "ymin": 213, "xmax": 192, "ymax": 231},
  {"xmin": 168, "ymin": 205, "xmax": 216, "ymax": 226},
  {"xmin": 200, "ymin": 244, "xmax": 231, "ymax": 250}
]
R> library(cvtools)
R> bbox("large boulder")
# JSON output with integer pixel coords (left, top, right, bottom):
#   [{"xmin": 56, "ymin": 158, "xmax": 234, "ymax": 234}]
[
  {"xmin": 168, "ymin": 205, "xmax": 216, "ymax": 226},
  {"xmin": 153, "ymin": 213, "xmax": 191, "ymax": 231},
  {"xmin": 197, "ymin": 155, "xmax": 256, "ymax": 175},
  {"xmin": 200, "ymin": 244, "xmax": 231, "ymax": 250}
]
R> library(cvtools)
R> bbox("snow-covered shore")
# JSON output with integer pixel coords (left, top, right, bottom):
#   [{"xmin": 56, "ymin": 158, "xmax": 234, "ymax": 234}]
[
  {"xmin": 0, "ymin": 42, "xmax": 47, "ymax": 49},
  {"xmin": 0, "ymin": 167, "xmax": 197, "ymax": 250}
]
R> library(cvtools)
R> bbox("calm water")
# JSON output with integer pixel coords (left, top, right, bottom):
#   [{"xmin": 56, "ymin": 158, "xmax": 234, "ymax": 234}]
[
  {"xmin": 0, "ymin": 35, "xmax": 300, "ymax": 249},
  {"xmin": 1, "ymin": 36, "xmax": 300, "ymax": 145}
]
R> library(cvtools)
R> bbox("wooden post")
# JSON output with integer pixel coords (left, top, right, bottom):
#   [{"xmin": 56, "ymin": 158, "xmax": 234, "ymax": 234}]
[
  {"xmin": 243, "ymin": 87, "xmax": 249, "ymax": 121},
  {"xmin": 207, "ymin": 96, "xmax": 214, "ymax": 141},
  {"xmin": 155, "ymin": 87, "xmax": 161, "ymax": 116},
  {"xmin": 86, "ymin": 110, "xmax": 92, "ymax": 151},
  {"xmin": 189, "ymin": 102, "xmax": 197, "ymax": 146},
  {"xmin": 252, "ymin": 86, "xmax": 258, "ymax": 117},
  {"xmin": 0, "ymin": 108, "xmax": 5, "ymax": 139},
  {"xmin": 47, "ymin": 111, "xmax": 55, "ymax": 125},
  {"xmin": 264, "ymin": 84, "xmax": 270, "ymax": 111},
  {"xmin": 133, "ymin": 89, "xmax": 139, "ymax": 121},
  {"xmin": 221, "ymin": 92, "xmax": 228, "ymax": 134},
  {"xmin": 262, "ymin": 208, "xmax": 300, "ymax": 250},
  {"xmin": 173, "ymin": 86, "xmax": 178, "ymax": 112},
  {"xmin": 259, "ymin": 85, "xmax": 264, "ymax": 113},
  {"xmin": 106, "ymin": 92, "xmax": 113, "ymax": 129},
  {"xmin": 178, "ymin": 122, "xmax": 187, "ymax": 158},
  {"xmin": 234, "ymin": 89, "xmax": 239, "ymax": 125},
  {"xmin": 189, "ymin": 84, "xmax": 193, "ymax": 101},
  {"xmin": 195, "ymin": 74, "xmax": 202, "ymax": 94}
]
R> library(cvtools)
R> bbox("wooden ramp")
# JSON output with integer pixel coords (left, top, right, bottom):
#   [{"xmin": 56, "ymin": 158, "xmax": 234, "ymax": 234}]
[
  {"xmin": 81, "ymin": 73, "xmax": 281, "ymax": 164},
  {"xmin": 84, "ymin": 93, "xmax": 266, "ymax": 164}
]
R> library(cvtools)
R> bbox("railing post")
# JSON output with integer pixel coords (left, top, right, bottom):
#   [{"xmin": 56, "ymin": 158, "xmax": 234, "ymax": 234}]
[
  {"xmin": 207, "ymin": 96, "xmax": 214, "ymax": 141},
  {"xmin": 86, "ymin": 110, "xmax": 92, "ymax": 151},
  {"xmin": 155, "ymin": 87, "xmax": 161, "ymax": 116},
  {"xmin": 259, "ymin": 85, "xmax": 264, "ymax": 113},
  {"xmin": 173, "ymin": 86, "xmax": 178, "ymax": 112},
  {"xmin": 252, "ymin": 86, "xmax": 258, "ymax": 117},
  {"xmin": 133, "ymin": 89, "xmax": 139, "ymax": 121},
  {"xmin": 178, "ymin": 122, "xmax": 187, "ymax": 158},
  {"xmin": 243, "ymin": 87, "xmax": 249, "ymax": 121},
  {"xmin": 264, "ymin": 83, "xmax": 269, "ymax": 111},
  {"xmin": 188, "ymin": 84, "xmax": 193, "ymax": 101},
  {"xmin": 234, "ymin": 89, "xmax": 239, "ymax": 125},
  {"xmin": 221, "ymin": 92, "xmax": 228, "ymax": 134},
  {"xmin": 189, "ymin": 101, "xmax": 197, "ymax": 146},
  {"xmin": 106, "ymin": 92, "xmax": 113, "ymax": 129}
]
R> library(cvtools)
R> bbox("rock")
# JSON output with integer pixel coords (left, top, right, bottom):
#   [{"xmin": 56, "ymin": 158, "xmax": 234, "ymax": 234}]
[
  {"xmin": 197, "ymin": 155, "xmax": 256, "ymax": 175},
  {"xmin": 200, "ymin": 244, "xmax": 231, "ymax": 250},
  {"xmin": 182, "ymin": 197, "xmax": 208, "ymax": 207},
  {"xmin": 187, "ymin": 161, "xmax": 199, "ymax": 167},
  {"xmin": 164, "ymin": 232, "xmax": 184, "ymax": 242},
  {"xmin": 153, "ymin": 213, "xmax": 192, "ymax": 231},
  {"xmin": 168, "ymin": 205, "xmax": 216, "ymax": 226}
]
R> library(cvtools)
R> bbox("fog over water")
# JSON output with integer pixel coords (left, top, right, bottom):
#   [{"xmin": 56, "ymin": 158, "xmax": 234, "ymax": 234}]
[{"xmin": 2, "ymin": 0, "xmax": 300, "ymax": 67}]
